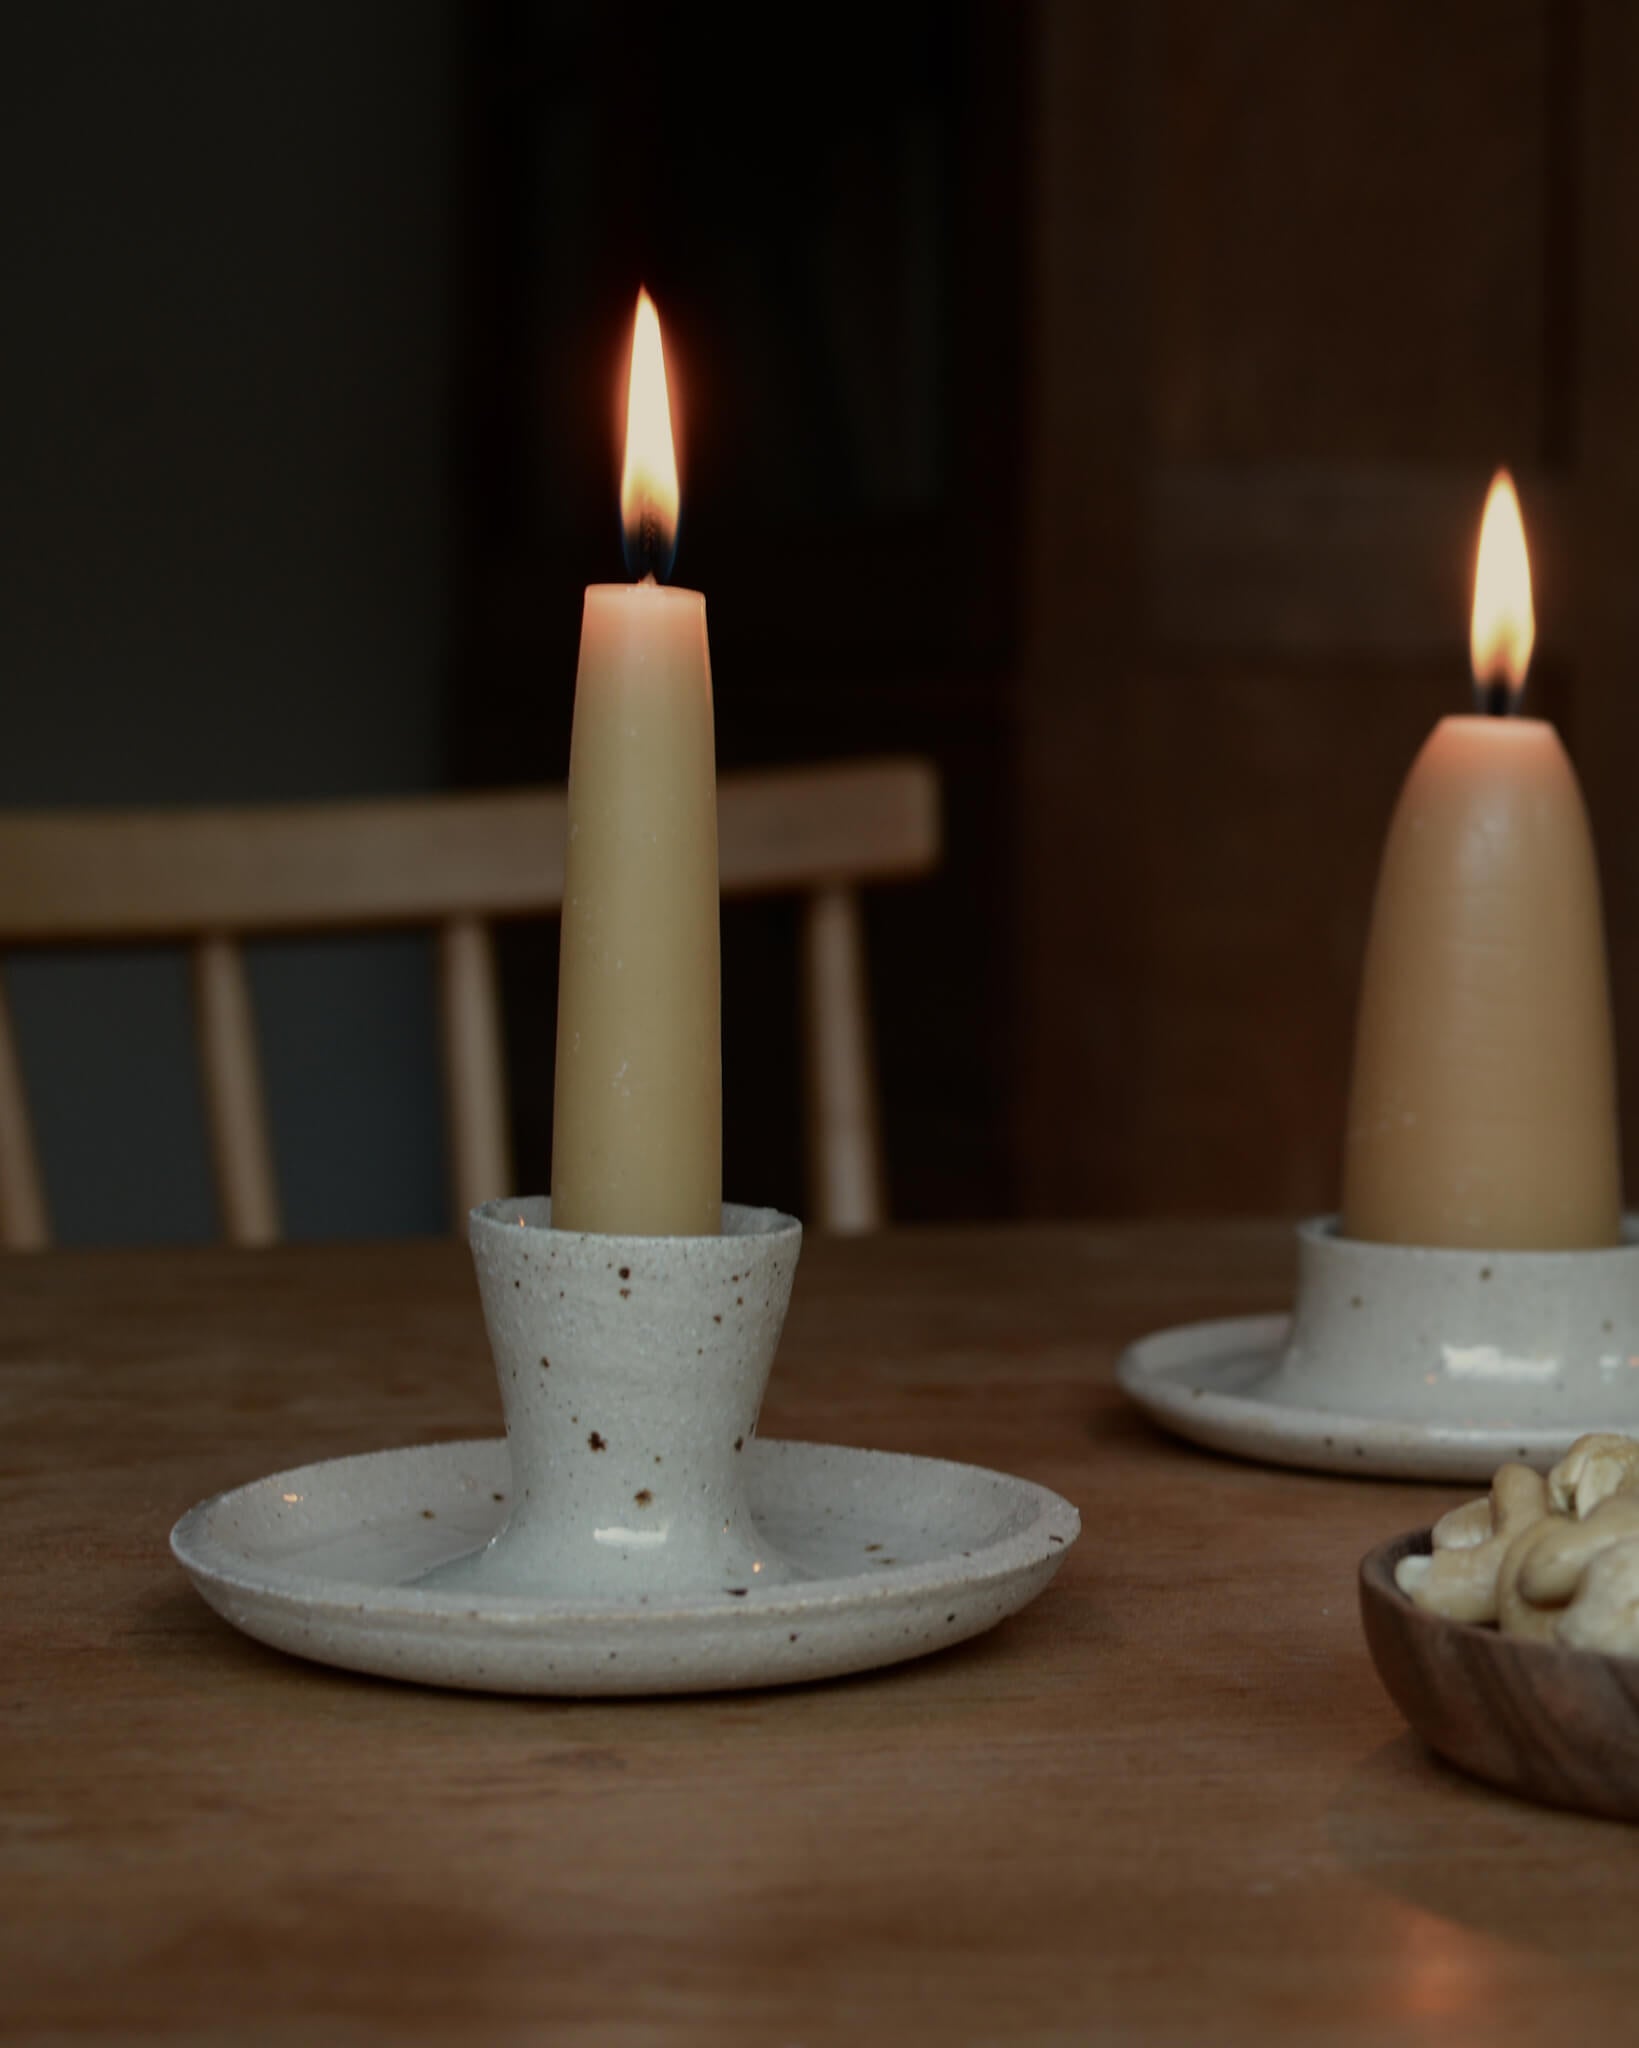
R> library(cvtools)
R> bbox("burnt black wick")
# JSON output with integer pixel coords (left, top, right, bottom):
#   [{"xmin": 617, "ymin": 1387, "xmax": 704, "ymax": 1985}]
[
  {"xmin": 1473, "ymin": 676, "xmax": 1517, "ymax": 719},
  {"xmin": 622, "ymin": 505, "xmax": 675, "ymax": 584}
]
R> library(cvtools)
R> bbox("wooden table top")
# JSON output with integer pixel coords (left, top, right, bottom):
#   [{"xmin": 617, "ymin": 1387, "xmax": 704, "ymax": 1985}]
[{"xmin": 5, "ymin": 1221, "xmax": 1636, "ymax": 2044}]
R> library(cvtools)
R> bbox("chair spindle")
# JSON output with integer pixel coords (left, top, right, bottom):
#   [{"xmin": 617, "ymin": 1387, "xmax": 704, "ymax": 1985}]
[
  {"xmin": 438, "ymin": 915, "xmax": 513, "ymax": 1218},
  {"xmin": 0, "ymin": 972, "xmax": 50, "ymax": 1249},
  {"xmin": 192, "ymin": 937, "xmax": 280, "ymax": 1246},
  {"xmin": 801, "ymin": 885, "xmax": 886, "ymax": 1233}
]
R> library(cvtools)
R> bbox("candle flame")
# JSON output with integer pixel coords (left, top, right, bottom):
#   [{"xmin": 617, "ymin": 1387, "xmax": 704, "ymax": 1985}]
[
  {"xmin": 620, "ymin": 288, "xmax": 679, "ymax": 581},
  {"xmin": 1470, "ymin": 468, "xmax": 1535, "ymax": 708}
]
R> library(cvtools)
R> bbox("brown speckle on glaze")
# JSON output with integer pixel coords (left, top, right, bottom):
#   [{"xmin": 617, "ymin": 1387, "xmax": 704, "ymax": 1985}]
[
  {"xmin": 540, "ymin": 1355, "xmax": 551, "ymax": 1370},
  {"xmin": 713, "ymin": 1314, "xmax": 722, "ymax": 1324},
  {"xmin": 725, "ymin": 1588, "xmax": 747, "ymax": 1597},
  {"xmin": 619, "ymin": 1266, "xmax": 631, "ymax": 1280},
  {"xmin": 865, "ymin": 1543, "xmax": 882, "ymax": 1553},
  {"xmin": 492, "ymin": 1491, "xmax": 506, "ymax": 1503},
  {"xmin": 620, "ymin": 1288, "xmax": 631, "ymax": 1299},
  {"xmin": 588, "ymin": 1431, "xmax": 607, "ymax": 1452},
  {"xmin": 734, "ymin": 1436, "xmax": 744, "ymax": 1452},
  {"xmin": 635, "ymin": 1489, "xmax": 653, "ymax": 1506},
  {"xmin": 421, "ymin": 1509, "xmax": 436, "ymax": 1519}
]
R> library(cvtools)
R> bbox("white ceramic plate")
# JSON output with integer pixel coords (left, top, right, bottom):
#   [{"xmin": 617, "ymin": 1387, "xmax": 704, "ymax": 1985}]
[
  {"xmin": 172, "ymin": 1437, "xmax": 1080, "ymax": 1695},
  {"xmin": 1116, "ymin": 1314, "xmax": 1630, "ymax": 1482}
]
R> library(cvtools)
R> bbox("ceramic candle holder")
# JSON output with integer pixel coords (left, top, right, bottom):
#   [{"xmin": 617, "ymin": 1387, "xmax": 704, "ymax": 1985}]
[
  {"xmin": 421, "ymin": 1197, "xmax": 803, "ymax": 1598},
  {"xmin": 1263, "ymin": 1215, "xmax": 1639, "ymax": 1426}
]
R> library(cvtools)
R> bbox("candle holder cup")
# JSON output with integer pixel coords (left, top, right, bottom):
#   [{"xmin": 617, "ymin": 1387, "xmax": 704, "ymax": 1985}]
[
  {"xmin": 421, "ymin": 1197, "xmax": 803, "ymax": 1598},
  {"xmin": 1267, "ymin": 1216, "xmax": 1639, "ymax": 1429}
]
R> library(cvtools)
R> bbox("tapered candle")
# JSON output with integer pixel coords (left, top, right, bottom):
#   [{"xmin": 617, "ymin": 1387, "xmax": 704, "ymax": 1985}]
[
  {"xmin": 550, "ymin": 290, "xmax": 722, "ymax": 1236},
  {"xmin": 1341, "ymin": 470, "xmax": 1621, "ymax": 1249}
]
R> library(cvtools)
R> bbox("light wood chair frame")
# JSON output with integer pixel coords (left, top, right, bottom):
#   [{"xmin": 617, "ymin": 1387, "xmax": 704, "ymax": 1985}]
[{"xmin": 0, "ymin": 758, "xmax": 939, "ymax": 1248}]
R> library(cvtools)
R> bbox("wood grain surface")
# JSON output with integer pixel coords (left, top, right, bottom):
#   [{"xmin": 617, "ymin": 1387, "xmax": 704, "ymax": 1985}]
[{"xmin": 6, "ymin": 1222, "xmax": 1639, "ymax": 2045}]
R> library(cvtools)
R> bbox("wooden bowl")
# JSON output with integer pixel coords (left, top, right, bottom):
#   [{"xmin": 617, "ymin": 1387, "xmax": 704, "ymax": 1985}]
[{"xmin": 1359, "ymin": 1530, "xmax": 1639, "ymax": 1822}]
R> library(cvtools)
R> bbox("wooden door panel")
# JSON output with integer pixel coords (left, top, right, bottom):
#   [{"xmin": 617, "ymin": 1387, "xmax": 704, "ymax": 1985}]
[
  {"xmin": 1017, "ymin": 0, "xmax": 1604, "ymax": 1219},
  {"xmin": 1155, "ymin": 0, "xmax": 1550, "ymax": 462},
  {"xmin": 1021, "ymin": 669, "xmax": 1473, "ymax": 1214}
]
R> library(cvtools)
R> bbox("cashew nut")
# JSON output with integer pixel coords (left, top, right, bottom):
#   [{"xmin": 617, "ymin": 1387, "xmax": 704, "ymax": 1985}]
[
  {"xmin": 1430, "ymin": 1496, "xmax": 1492, "ymax": 1550},
  {"xmin": 1547, "ymin": 1433, "xmax": 1639, "ymax": 1519},
  {"xmin": 1497, "ymin": 1494, "xmax": 1639, "ymax": 1641},
  {"xmin": 1556, "ymin": 1534, "xmax": 1639, "ymax": 1656},
  {"xmin": 1395, "ymin": 1462, "xmax": 1549, "ymax": 1623}
]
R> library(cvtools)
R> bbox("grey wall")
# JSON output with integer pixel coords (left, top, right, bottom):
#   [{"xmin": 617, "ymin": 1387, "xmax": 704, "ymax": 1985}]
[{"xmin": 0, "ymin": 3, "xmax": 455, "ymax": 1241}]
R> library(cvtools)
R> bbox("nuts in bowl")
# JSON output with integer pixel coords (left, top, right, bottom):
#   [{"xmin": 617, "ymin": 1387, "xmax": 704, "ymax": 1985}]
[{"xmin": 1396, "ymin": 1433, "xmax": 1639, "ymax": 1654}]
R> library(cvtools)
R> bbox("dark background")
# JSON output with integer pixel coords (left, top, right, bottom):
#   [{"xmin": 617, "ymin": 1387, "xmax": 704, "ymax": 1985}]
[{"xmin": 5, "ymin": 0, "xmax": 1635, "ymax": 1243}]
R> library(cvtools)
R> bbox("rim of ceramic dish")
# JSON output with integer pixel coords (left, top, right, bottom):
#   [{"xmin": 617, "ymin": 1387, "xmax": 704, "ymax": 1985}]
[
  {"xmin": 469, "ymin": 1196, "xmax": 801, "ymax": 1247},
  {"xmin": 170, "ymin": 1437, "xmax": 1081, "ymax": 1625},
  {"xmin": 1113, "ymin": 1312, "xmax": 1639, "ymax": 1479}
]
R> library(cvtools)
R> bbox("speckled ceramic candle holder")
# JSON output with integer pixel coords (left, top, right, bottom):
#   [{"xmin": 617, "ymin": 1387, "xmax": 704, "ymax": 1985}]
[
  {"xmin": 1117, "ymin": 1211, "xmax": 1639, "ymax": 1480},
  {"xmin": 1266, "ymin": 1215, "xmax": 1639, "ymax": 1426},
  {"xmin": 421, "ymin": 1197, "xmax": 803, "ymax": 1597}
]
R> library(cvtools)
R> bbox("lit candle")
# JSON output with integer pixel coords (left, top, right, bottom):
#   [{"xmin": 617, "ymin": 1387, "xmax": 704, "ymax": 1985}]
[
  {"xmin": 550, "ymin": 289, "xmax": 722, "ymax": 1236},
  {"xmin": 1340, "ymin": 470, "xmax": 1621, "ymax": 1249}
]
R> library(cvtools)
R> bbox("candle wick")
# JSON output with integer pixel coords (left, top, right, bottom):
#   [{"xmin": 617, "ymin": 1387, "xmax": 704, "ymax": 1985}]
[
  {"xmin": 622, "ymin": 505, "xmax": 674, "ymax": 585},
  {"xmin": 1472, "ymin": 675, "xmax": 1516, "ymax": 718}
]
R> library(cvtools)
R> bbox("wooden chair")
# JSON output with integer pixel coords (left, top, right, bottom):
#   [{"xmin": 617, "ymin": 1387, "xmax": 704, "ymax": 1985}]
[{"xmin": 0, "ymin": 758, "xmax": 940, "ymax": 1249}]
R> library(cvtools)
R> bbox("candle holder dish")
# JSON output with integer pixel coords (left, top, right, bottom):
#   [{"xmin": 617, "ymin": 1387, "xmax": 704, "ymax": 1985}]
[
  {"xmin": 1359, "ymin": 1528, "xmax": 1639, "ymax": 1822},
  {"xmin": 1116, "ymin": 1215, "xmax": 1639, "ymax": 1481},
  {"xmin": 172, "ymin": 1199, "xmax": 1080, "ymax": 1695}
]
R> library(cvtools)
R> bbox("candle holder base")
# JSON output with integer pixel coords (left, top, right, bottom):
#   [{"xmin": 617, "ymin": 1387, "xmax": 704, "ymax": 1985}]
[
  {"xmin": 1117, "ymin": 1215, "xmax": 1639, "ymax": 1482},
  {"xmin": 169, "ymin": 1195, "xmax": 1081, "ymax": 1693},
  {"xmin": 167, "ymin": 1436, "xmax": 1079, "ymax": 1696}
]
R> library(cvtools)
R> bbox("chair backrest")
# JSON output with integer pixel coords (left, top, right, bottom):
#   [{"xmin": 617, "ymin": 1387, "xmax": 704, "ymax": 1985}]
[{"xmin": 0, "ymin": 757, "xmax": 940, "ymax": 1247}]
